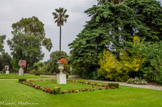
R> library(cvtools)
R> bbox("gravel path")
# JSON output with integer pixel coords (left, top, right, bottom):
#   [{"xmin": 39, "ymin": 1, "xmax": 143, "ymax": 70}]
[
  {"xmin": 76, "ymin": 79, "xmax": 162, "ymax": 91},
  {"xmin": 41, "ymin": 75, "xmax": 162, "ymax": 91},
  {"xmin": 1, "ymin": 75, "xmax": 162, "ymax": 91}
]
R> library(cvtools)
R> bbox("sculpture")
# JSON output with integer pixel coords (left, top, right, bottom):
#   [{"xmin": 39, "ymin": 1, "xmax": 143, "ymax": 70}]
[{"xmin": 5, "ymin": 65, "xmax": 9, "ymax": 74}]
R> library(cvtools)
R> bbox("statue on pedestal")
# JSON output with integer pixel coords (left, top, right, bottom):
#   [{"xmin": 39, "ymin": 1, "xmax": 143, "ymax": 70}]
[{"xmin": 5, "ymin": 65, "xmax": 9, "ymax": 74}]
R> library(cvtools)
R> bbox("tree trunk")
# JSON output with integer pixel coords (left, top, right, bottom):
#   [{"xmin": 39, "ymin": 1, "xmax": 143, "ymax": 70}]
[{"xmin": 59, "ymin": 26, "xmax": 62, "ymax": 51}]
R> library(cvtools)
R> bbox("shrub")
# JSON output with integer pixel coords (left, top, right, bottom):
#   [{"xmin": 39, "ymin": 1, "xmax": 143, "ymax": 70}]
[
  {"xmin": 32, "ymin": 84, "xmax": 36, "ymax": 88},
  {"xmin": 19, "ymin": 79, "xmax": 26, "ymax": 82},
  {"xmin": 45, "ymin": 88, "xmax": 50, "ymax": 93},
  {"xmin": 98, "ymin": 88, "xmax": 102, "ymax": 90},
  {"xmin": 29, "ymin": 69, "xmax": 37, "ymax": 74},
  {"xmin": 101, "ymin": 84, "xmax": 105, "ymax": 87},
  {"xmin": 127, "ymin": 77, "xmax": 148, "ymax": 85},
  {"xmin": 98, "ymin": 49, "xmax": 145, "ymax": 81},
  {"xmin": 35, "ymin": 72, "xmax": 40, "ymax": 76},
  {"xmin": 35, "ymin": 86, "xmax": 41, "ymax": 89},
  {"xmin": 49, "ymin": 90, "xmax": 53, "ymax": 94},
  {"xmin": 71, "ymin": 90, "xmax": 75, "ymax": 93},
  {"xmin": 111, "ymin": 86, "xmax": 116, "ymax": 89},
  {"xmin": 84, "ymin": 88, "xmax": 88, "ymax": 91},
  {"xmin": 68, "ymin": 90, "xmax": 72, "ymax": 93},
  {"xmin": 108, "ymin": 83, "xmax": 119, "ymax": 88},
  {"xmin": 42, "ymin": 87, "xmax": 47, "ymax": 91},
  {"xmin": 53, "ymin": 87, "xmax": 61, "ymax": 94},
  {"xmin": 105, "ymin": 87, "xmax": 108, "ymax": 90}
]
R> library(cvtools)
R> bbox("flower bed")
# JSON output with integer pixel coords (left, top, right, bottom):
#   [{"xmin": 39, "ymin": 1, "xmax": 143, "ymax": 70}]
[{"xmin": 19, "ymin": 79, "xmax": 118, "ymax": 95}]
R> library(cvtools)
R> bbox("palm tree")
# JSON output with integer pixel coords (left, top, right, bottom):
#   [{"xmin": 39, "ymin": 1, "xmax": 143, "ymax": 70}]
[{"xmin": 52, "ymin": 8, "xmax": 69, "ymax": 51}]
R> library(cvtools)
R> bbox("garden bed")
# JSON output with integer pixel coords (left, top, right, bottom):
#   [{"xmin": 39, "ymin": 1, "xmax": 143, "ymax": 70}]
[{"xmin": 20, "ymin": 79, "xmax": 118, "ymax": 95}]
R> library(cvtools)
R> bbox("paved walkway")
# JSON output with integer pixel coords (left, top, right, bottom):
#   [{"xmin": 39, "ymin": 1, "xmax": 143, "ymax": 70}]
[
  {"xmin": 1, "ymin": 75, "xmax": 161, "ymax": 91},
  {"xmin": 76, "ymin": 79, "xmax": 162, "ymax": 91},
  {"xmin": 41, "ymin": 75, "xmax": 162, "ymax": 91}
]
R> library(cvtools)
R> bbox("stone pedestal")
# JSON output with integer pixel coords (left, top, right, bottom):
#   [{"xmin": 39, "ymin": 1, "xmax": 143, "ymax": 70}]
[
  {"xmin": 19, "ymin": 68, "xmax": 24, "ymax": 76},
  {"xmin": 57, "ymin": 74, "xmax": 66, "ymax": 84},
  {"xmin": 6, "ymin": 70, "xmax": 9, "ymax": 74}
]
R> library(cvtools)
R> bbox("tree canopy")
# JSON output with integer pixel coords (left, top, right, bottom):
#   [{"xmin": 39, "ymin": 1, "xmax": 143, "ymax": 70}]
[
  {"xmin": 7, "ymin": 33, "xmax": 44, "ymax": 71},
  {"xmin": 0, "ymin": 35, "xmax": 6, "ymax": 52},
  {"xmin": 69, "ymin": 0, "xmax": 162, "ymax": 79},
  {"xmin": 0, "ymin": 52, "xmax": 12, "ymax": 71},
  {"xmin": 47, "ymin": 51, "xmax": 68, "ymax": 73},
  {"xmin": 11, "ymin": 16, "xmax": 52, "ymax": 51}
]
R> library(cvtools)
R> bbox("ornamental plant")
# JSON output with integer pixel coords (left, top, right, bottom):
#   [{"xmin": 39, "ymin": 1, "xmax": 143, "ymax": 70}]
[
  {"xmin": 33, "ymin": 84, "xmax": 36, "ymax": 88},
  {"xmin": 108, "ymin": 83, "xmax": 119, "ymax": 88},
  {"xmin": 84, "ymin": 88, "xmax": 88, "ymax": 91},
  {"xmin": 111, "ymin": 86, "xmax": 116, "ymax": 89},
  {"xmin": 45, "ymin": 88, "xmax": 51, "ymax": 93},
  {"xmin": 68, "ymin": 90, "xmax": 72, "ymax": 93},
  {"xmin": 57, "ymin": 58, "xmax": 70, "ymax": 73},
  {"xmin": 61, "ymin": 91, "xmax": 66, "ymax": 94},
  {"xmin": 42, "ymin": 87, "xmax": 47, "ymax": 91},
  {"xmin": 101, "ymin": 84, "xmax": 105, "ymax": 87},
  {"xmin": 71, "ymin": 90, "xmax": 75, "ymax": 93},
  {"xmin": 98, "ymin": 49, "xmax": 145, "ymax": 81},
  {"xmin": 49, "ymin": 90, "xmax": 53, "ymax": 94},
  {"xmin": 18, "ymin": 60, "xmax": 26, "ymax": 68},
  {"xmin": 53, "ymin": 87, "xmax": 61, "ymax": 94},
  {"xmin": 98, "ymin": 88, "xmax": 102, "ymax": 90},
  {"xmin": 105, "ymin": 87, "xmax": 108, "ymax": 90},
  {"xmin": 58, "ymin": 58, "xmax": 68, "ymax": 64}
]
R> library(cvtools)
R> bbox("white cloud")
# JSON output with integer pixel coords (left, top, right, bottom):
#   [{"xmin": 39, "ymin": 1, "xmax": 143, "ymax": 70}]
[{"xmin": 0, "ymin": 0, "xmax": 97, "ymax": 61}]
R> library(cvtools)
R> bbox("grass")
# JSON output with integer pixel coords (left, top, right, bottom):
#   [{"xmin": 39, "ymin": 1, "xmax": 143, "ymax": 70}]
[
  {"xmin": 31, "ymin": 80, "xmax": 103, "ymax": 91},
  {"xmin": 0, "ymin": 74, "xmax": 48, "ymax": 79},
  {"xmin": 0, "ymin": 79, "xmax": 162, "ymax": 107}
]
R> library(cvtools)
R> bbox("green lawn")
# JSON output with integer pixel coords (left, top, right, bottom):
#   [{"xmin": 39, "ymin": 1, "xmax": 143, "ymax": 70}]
[
  {"xmin": 31, "ymin": 80, "xmax": 103, "ymax": 92},
  {"xmin": 0, "ymin": 79, "xmax": 162, "ymax": 107},
  {"xmin": 0, "ymin": 74, "xmax": 48, "ymax": 79}
]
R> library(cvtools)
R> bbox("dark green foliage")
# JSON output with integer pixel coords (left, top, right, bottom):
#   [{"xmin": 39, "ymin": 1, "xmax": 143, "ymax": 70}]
[
  {"xmin": 0, "ymin": 35, "xmax": 6, "ymax": 52},
  {"xmin": 53, "ymin": 87, "xmax": 61, "ymax": 94},
  {"xmin": 11, "ymin": 16, "xmax": 52, "ymax": 51},
  {"xmin": 47, "ymin": 51, "xmax": 68, "ymax": 73},
  {"xmin": 0, "ymin": 52, "xmax": 12, "ymax": 71},
  {"xmin": 108, "ymin": 83, "xmax": 119, "ymax": 88},
  {"xmin": 35, "ymin": 72, "xmax": 40, "ymax": 76},
  {"xmin": 12, "ymin": 16, "xmax": 45, "ymax": 36},
  {"xmin": 7, "ymin": 33, "xmax": 44, "ymax": 72},
  {"xmin": 33, "ymin": 62, "xmax": 50, "ymax": 75},
  {"xmin": 97, "ymin": 0, "xmax": 124, "ymax": 5},
  {"xmin": 134, "ymin": 41, "xmax": 162, "ymax": 83},
  {"xmin": 69, "ymin": 0, "xmax": 162, "ymax": 79},
  {"xmin": 19, "ymin": 79, "xmax": 26, "ymax": 82}
]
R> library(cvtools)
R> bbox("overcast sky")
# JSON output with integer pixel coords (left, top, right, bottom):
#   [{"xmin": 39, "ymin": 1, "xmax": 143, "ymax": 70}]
[
  {"xmin": 0, "ymin": 0, "xmax": 161, "ymax": 61},
  {"xmin": 0, "ymin": 0, "xmax": 98, "ymax": 61}
]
